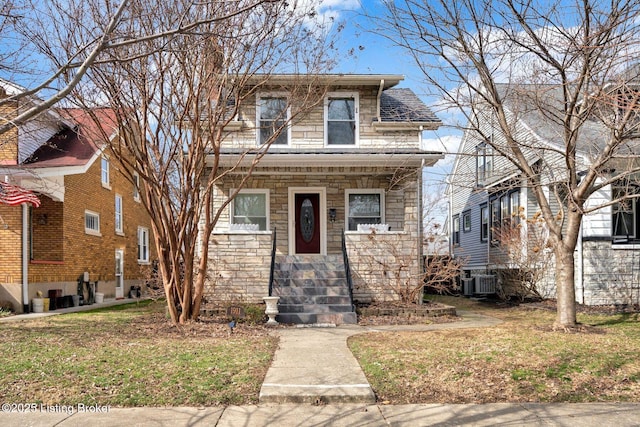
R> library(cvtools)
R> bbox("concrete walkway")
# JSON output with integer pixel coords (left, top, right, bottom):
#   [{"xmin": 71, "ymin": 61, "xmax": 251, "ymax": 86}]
[{"xmin": 3, "ymin": 305, "xmax": 640, "ymax": 425}]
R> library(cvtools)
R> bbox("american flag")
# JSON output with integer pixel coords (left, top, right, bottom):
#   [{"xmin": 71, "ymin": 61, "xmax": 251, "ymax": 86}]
[{"xmin": 0, "ymin": 182, "xmax": 41, "ymax": 207}]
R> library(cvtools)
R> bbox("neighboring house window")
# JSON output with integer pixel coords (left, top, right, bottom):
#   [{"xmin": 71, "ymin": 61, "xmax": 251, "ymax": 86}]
[
  {"xmin": 346, "ymin": 190, "xmax": 384, "ymax": 231},
  {"xmin": 480, "ymin": 204, "xmax": 489, "ymax": 242},
  {"xmin": 85, "ymin": 210, "xmax": 100, "ymax": 236},
  {"xmin": 489, "ymin": 189, "xmax": 521, "ymax": 244},
  {"xmin": 476, "ymin": 142, "xmax": 493, "ymax": 186},
  {"xmin": 115, "ymin": 194, "xmax": 123, "ymax": 234},
  {"xmin": 257, "ymin": 96, "xmax": 288, "ymax": 145},
  {"xmin": 462, "ymin": 210, "xmax": 471, "ymax": 232},
  {"xmin": 452, "ymin": 214, "xmax": 460, "ymax": 246},
  {"xmin": 231, "ymin": 189, "xmax": 269, "ymax": 231},
  {"xmin": 101, "ymin": 156, "xmax": 110, "ymax": 188},
  {"xmin": 133, "ymin": 172, "xmax": 141, "ymax": 202},
  {"xmin": 325, "ymin": 93, "xmax": 358, "ymax": 145},
  {"xmin": 612, "ymin": 184, "xmax": 637, "ymax": 240},
  {"xmin": 138, "ymin": 226, "xmax": 149, "ymax": 263}
]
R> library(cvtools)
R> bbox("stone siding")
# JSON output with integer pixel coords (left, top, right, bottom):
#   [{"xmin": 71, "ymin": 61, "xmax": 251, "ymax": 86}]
[{"xmin": 204, "ymin": 232, "xmax": 273, "ymax": 303}]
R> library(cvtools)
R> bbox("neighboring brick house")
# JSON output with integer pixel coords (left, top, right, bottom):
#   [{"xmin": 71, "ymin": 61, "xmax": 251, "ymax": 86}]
[
  {"xmin": 0, "ymin": 81, "xmax": 155, "ymax": 313},
  {"xmin": 200, "ymin": 74, "xmax": 443, "ymax": 323}
]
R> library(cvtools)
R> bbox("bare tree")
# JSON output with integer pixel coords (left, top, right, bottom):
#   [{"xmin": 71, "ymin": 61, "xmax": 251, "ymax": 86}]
[
  {"xmin": 371, "ymin": 0, "xmax": 640, "ymax": 327},
  {"xmin": 0, "ymin": 0, "xmax": 287, "ymax": 136},
  {"xmin": 58, "ymin": 0, "xmax": 336, "ymax": 325}
]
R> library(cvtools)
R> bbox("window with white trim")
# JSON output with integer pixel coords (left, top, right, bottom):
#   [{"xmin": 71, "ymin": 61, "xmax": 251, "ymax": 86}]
[
  {"xmin": 345, "ymin": 189, "xmax": 384, "ymax": 231},
  {"xmin": 476, "ymin": 142, "xmax": 493, "ymax": 186},
  {"xmin": 101, "ymin": 156, "xmax": 110, "ymax": 188},
  {"xmin": 480, "ymin": 204, "xmax": 489, "ymax": 242},
  {"xmin": 85, "ymin": 210, "xmax": 100, "ymax": 235},
  {"xmin": 452, "ymin": 214, "xmax": 460, "ymax": 246},
  {"xmin": 325, "ymin": 93, "xmax": 358, "ymax": 145},
  {"xmin": 137, "ymin": 226, "xmax": 149, "ymax": 263},
  {"xmin": 115, "ymin": 194, "xmax": 123, "ymax": 233},
  {"xmin": 612, "ymin": 184, "xmax": 638, "ymax": 240},
  {"xmin": 231, "ymin": 189, "xmax": 269, "ymax": 231},
  {"xmin": 257, "ymin": 96, "xmax": 289, "ymax": 145},
  {"xmin": 133, "ymin": 172, "xmax": 140, "ymax": 202}
]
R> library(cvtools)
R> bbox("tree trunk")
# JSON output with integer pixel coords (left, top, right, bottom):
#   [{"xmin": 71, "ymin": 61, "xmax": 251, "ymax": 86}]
[{"xmin": 554, "ymin": 244, "xmax": 577, "ymax": 327}]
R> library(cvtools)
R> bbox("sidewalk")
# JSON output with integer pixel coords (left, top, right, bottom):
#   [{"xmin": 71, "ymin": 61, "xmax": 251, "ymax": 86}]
[{"xmin": 2, "ymin": 306, "xmax": 640, "ymax": 426}]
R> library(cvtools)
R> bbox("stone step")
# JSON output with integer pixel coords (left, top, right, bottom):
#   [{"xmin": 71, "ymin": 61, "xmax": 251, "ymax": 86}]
[
  {"xmin": 273, "ymin": 278, "xmax": 348, "ymax": 288},
  {"xmin": 276, "ymin": 312, "xmax": 357, "ymax": 325},
  {"xmin": 272, "ymin": 286, "xmax": 350, "ymax": 297},
  {"xmin": 277, "ymin": 304, "xmax": 355, "ymax": 314},
  {"xmin": 275, "ymin": 295, "xmax": 352, "ymax": 305},
  {"xmin": 272, "ymin": 270, "xmax": 346, "ymax": 279}
]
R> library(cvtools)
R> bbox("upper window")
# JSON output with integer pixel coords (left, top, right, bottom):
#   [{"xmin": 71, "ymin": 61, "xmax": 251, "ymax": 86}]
[
  {"xmin": 133, "ymin": 172, "xmax": 141, "ymax": 202},
  {"xmin": 612, "ymin": 184, "xmax": 638, "ymax": 240},
  {"xmin": 101, "ymin": 156, "xmax": 110, "ymax": 188},
  {"xmin": 346, "ymin": 190, "xmax": 383, "ymax": 231},
  {"xmin": 476, "ymin": 142, "xmax": 493, "ymax": 186},
  {"xmin": 85, "ymin": 210, "xmax": 100, "ymax": 236},
  {"xmin": 325, "ymin": 93, "xmax": 358, "ymax": 146},
  {"xmin": 138, "ymin": 226, "xmax": 149, "ymax": 263},
  {"xmin": 115, "ymin": 194, "xmax": 123, "ymax": 234},
  {"xmin": 231, "ymin": 189, "xmax": 269, "ymax": 231},
  {"xmin": 257, "ymin": 96, "xmax": 289, "ymax": 145}
]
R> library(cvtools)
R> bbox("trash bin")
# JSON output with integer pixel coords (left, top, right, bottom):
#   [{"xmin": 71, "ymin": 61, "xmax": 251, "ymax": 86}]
[{"xmin": 48, "ymin": 289, "xmax": 62, "ymax": 310}]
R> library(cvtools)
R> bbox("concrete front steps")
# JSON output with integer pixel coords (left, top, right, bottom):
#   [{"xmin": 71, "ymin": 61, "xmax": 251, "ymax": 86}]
[{"xmin": 271, "ymin": 255, "xmax": 357, "ymax": 325}]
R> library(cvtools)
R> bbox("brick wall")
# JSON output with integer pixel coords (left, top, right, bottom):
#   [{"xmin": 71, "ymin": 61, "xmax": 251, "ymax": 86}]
[{"xmin": 0, "ymin": 98, "xmax": 18, "ymax": 163}]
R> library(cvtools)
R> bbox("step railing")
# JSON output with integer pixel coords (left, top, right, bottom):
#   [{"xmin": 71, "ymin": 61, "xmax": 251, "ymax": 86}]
[
  {"xmin": 268, "ymin": 228, "xmax": 277, "ymax": 296},
  {"xmin": 341, "ymin": 229, "xmax": 354, "ymax": 307}
]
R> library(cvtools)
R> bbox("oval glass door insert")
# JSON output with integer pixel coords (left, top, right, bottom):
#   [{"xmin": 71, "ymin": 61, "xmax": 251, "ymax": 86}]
[{"xmin": 300, "ymin": 198, "xmax": 315, "ymax": 243}]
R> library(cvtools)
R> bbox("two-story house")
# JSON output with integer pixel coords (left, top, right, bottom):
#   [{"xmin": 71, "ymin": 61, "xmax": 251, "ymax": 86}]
[
  {"xmin": 201, "ymin": 74, "xmax": 443, "ymax": 324},
  {"xmin": 449, "ymin": 83, "xmax": 640, "ymax": 306},
  {"xmin": 0, "ymin": 80, "xmax": 155, "ymax": 313}
]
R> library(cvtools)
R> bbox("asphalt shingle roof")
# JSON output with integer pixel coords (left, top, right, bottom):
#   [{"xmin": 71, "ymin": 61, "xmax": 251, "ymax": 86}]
[{"xmin": 379, "ymin": 88, "xmax": 440, "ymax": 123}]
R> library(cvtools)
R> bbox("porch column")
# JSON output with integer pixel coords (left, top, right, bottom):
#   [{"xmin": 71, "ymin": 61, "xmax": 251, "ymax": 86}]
[{"xmin": 21, "ymin": 202, "xmax": 29, "ymax": 313}]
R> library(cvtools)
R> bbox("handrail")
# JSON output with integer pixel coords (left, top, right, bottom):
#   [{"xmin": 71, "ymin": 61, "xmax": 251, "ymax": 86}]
[
  {"xmin": 268, "ymin": 228, "xmax": 277, "ymax": 296},
  {"xmin": 341, "ymin": 229, "xmax": 354, "ymax": 307}
]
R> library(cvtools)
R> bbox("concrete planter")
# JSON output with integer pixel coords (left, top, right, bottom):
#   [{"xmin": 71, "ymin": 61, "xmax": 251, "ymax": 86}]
[{"xmin": 263, "ymin": 296, "xmax": 280, "ymax": 326}]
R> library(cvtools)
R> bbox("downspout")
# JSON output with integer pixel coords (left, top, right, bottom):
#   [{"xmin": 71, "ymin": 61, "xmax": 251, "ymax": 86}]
[
  {"xmin": 22, "ymin": 203, "xmax": 29, "ymax": 313},
  {"xmin": 376, "ymin": 79, "xmax": 384, "ymax": 123},
  {"xmin": 418, "ymin": 159, "xmax": 425, "ymax": 305}
]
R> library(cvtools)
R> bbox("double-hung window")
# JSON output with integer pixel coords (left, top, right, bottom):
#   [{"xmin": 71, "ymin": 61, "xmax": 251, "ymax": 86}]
[
  {"xmin": 231, "ymin": 190, "xmax": 269, "ymax": 231},
  {"xmin": 133, "ymin": 172, "xmax": 141, "ymax": 202},
  {"xmin": 489, "ymin": 189, "xmax": 521, "ymax": 244},
  {"xmin": 137, "ymin": 226, "xmax": 149, "ymax": 263},
  {"xmin": 452, "ymin": 214, "xmax": 460, "ymax": 246},
  {"xmin": 325, "ymin": 93, "xmax": 358, "ymax": 145},
  {"xmin": 476, "ymin": 142, "xmax": 493, "ymax": 186},
  {"xmin": 480, "ymin": 205, "xmax": 489, "ymax": 242},
  {"xmin": 115, "ymin": 194, "xmax": 123, "ymax": 234},
  {"xmin": 346, "ymin": 190, "xmax": 383, "ymax": 231},
  {"xmin": 257, "ymin": 96, "xmax": 288, "ymax": 145},
  {"xmin": 612, "ymin": 184, "xmax": 637, "ymax": 240},
  {"xmin": 101, "ymin": 156, "xmax": 110, "ymax": 188}
]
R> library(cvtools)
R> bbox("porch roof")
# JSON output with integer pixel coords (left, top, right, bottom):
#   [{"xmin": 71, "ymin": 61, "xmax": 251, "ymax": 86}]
[{"xmin": 209, "ymin": 148, "xmax": 444, "ymax": 168}]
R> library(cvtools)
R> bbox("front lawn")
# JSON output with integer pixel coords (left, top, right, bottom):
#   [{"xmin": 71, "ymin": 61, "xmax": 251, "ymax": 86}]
[
  {"xmin": 0, "ymin": 300, "xmax": 277, "ymax": 406},
  {"xmin": 349, "ymin": 295, "xmax": 640, "ymax": 404}
]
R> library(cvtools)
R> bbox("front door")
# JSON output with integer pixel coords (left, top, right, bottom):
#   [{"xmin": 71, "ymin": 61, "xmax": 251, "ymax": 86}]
[{"xmin": 295, "ymin": 193, "xmax": 321, "ymax": 254}]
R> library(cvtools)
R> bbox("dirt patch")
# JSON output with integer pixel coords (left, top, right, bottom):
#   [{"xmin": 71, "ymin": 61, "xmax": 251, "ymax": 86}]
[{"xmin": 356, "ymin": 301, "xmax": 460, "ymax": 326}]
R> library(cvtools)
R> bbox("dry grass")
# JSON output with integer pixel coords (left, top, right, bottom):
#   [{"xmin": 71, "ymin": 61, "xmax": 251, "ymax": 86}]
[
  {"xmin": 349, "ymin": 295, "xmax": 640, "ymax": 404},
  {"xmin": 0, "ymin": 300, "xmax": 277, "ymax": 406}
]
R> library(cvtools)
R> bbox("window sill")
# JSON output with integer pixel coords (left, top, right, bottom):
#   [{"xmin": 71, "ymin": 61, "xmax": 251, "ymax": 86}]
[
  {"xmin": 102, "ymin": 183, "xmax": 111, "ymax": 190},
  {"xmin": 115, "ymin": 231, "xmax": 125, "ymax": 237},
  {"xmin": 85, "ymin": 230, "xmax": 102, "ymax": 237},
  {"xmin": 137, "ymin": 260, "xmax": 151, "ymax": 265},
  {"xmin": 612, "ymin": 242, "xmax": 640, "ymax": 249}
]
